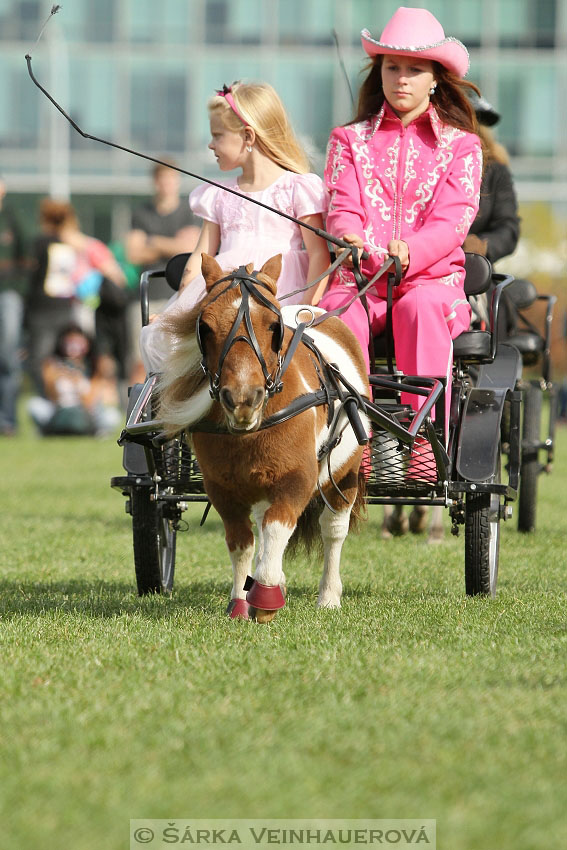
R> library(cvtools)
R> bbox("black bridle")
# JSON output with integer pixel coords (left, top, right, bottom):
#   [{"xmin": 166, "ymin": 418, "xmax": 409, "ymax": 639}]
[{"xmin": 196, "ymin": 267, "xmax": 293, "ymax": 403}]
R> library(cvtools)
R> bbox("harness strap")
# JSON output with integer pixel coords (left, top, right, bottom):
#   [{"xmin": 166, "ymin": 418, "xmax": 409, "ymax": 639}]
[{"xmin": 279, "ymin": 248, "xmax": 352, "ymax": 302}]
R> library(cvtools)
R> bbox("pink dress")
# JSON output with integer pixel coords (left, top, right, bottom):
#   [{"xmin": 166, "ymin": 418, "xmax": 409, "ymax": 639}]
[{"xmin": 140, "ymin": 171, "xmax": 328, "ymax": 372}]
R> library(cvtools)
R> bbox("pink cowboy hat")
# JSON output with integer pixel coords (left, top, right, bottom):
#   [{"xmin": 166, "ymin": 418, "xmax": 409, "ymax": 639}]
[{"xmin": 361, "ymin": 6, "xmax": 469, "ymax": 78}]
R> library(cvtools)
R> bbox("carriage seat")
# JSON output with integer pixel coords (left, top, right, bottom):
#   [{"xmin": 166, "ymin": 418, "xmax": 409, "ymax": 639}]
[{"xmin": 498, "ymin": 278, "xmax": 544, "ymax": 362}]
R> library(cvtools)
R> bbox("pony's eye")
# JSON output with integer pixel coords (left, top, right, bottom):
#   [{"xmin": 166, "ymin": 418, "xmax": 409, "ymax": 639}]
[{"xmin": 198, "ymin": 321, "xmax": 212, "ymax": 341}]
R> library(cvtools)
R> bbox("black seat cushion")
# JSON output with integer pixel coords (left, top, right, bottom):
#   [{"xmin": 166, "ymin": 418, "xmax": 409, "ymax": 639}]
[{"xmin": 452, "ymin": 329, "xmax": 492, "ymax": 359}]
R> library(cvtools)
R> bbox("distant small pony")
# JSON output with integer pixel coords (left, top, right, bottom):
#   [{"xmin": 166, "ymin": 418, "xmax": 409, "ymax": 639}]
[{"xmin": 157, "ymin": 253, "xmax": 369, "ymax": 622}]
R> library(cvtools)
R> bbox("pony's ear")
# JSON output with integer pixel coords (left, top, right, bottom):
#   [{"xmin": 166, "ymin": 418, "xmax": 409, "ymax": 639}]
[
  {"xmin": 201, "ymin": 253, "xmax": 224, "ymax": 291},
  {"xmin": 258, "ymin": 254, "xmax": 282, "ymax": 295}
]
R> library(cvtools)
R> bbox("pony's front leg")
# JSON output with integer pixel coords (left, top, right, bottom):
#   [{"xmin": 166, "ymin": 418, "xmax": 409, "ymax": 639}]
[
  {"xmin": 223, "ymin": 515, "xmax": 255, "ymax": 619},
  {"xmin": 317, "ymin": 505, "xmax": 352, "ymax": 608},
  {"xmin": 248, "ymin": 502, "xmax": 293, "ymax": 623}
]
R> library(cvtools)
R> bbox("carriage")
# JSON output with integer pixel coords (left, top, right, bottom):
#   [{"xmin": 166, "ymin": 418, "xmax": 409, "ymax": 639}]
[{"xmin": 111, "ymin": 248, "xmax": 556, "ymax": 608}]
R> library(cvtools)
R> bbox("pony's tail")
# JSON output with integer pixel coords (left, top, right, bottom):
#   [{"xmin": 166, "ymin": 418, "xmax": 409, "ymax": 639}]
[{"xmin": 287, "ymin": 496, "xmax": 324, "ymax": 558}]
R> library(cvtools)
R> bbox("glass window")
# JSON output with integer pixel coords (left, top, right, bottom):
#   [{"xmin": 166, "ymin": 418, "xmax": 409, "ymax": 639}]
[
  {"xmin": 496, "ymin": 60, "xmax": 557, "ymax": 156},
  {"xmin": 68, "ymin": 54, "xmax": 117, "ymax": 140},
  {"xmin": 278, "ymin": 0, "xmax": 335, "ymax": 45},
  {"xmin": 498, "ymin": 0, "xmax": 557, "ymax": 47},
  {"xmin": 205, "ymin": 0, "xmax": 264, "ymax": 45},
  {"xmin": 127, "ymin": 0, "xmax": 189, "ymax": 45},
  {"xmin": 0, "ymin": 0, "xmax": 41, "ymax": 41},
  {"xmin": 272, "ymin": 58, "xmax": 334, "ymax": 153},
  {"xmin": 128, "ymin": 58, "xmax": 188, "ymax": 152},
  {"xmin": 0, "ymin": 55, "xmax": 40, "ymax": 148}
]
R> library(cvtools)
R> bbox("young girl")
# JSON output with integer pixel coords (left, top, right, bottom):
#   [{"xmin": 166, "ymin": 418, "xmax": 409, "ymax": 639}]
[
  {"xmin": 318, "ymin": 7, "xmax": 483, "ymax": 439},
  {"xmin": 140, "ymin": 82, "xmax": 330, "ymax": 373}
]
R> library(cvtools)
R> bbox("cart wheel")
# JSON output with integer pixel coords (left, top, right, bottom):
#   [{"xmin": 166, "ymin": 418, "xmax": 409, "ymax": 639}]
[
  {"xmin": 465, "ymin": 491, "xmax": 500, "ymax": 596},
  {"xmin": 464, "ymin": 446, "xmax": 501, "ymax": 597},
  {"xmin": 131, "ymin": 486, "xmax": 176, "ymax": 595},
  {"xmin": 518, "ymin": 381, "xmax": 542, "ymax": 533}
]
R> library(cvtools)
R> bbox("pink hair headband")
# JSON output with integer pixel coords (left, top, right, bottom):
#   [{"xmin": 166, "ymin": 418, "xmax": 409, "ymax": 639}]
[{"xmin": 216, "ymin": 83, "xmax": 248, "ymax": 125}]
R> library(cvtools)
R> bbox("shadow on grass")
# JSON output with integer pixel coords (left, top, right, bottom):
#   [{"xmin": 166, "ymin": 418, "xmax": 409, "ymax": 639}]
[
  {"xmin": 0, "ymin": 577, "xmax": 226, "ymax": 619},
  {"xmin": 0, "ymin": 568, "xmax": 457, "ymax": 619},
  {"xmin": 0, "ymin": 576, "xmax": 401, "ymax": 616}
]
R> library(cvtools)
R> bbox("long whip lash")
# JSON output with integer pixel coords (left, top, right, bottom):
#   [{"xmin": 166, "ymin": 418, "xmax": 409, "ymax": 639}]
[{"xmin": 25, "ymin": 7, "xmax": 364, "ymax": 259}]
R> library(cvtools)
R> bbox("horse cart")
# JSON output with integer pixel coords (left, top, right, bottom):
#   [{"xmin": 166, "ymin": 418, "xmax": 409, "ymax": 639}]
[{"xmin": 111, "ymin": 249, "xmax": 555, "ymax": 608}]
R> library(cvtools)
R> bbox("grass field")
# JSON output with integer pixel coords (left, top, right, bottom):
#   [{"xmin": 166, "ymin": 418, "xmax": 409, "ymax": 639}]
[{"xmin": 1, "ymin": 415, "xmax": 566, "ymax": 850}]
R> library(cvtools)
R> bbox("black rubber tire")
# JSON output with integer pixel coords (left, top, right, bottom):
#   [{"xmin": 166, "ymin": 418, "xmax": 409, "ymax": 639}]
[
  {"xmin": 131, "ymin": 487, "xmax": 176, "ymax": 595},
  {"xmin": 465, "ymin": 491, "xmax": 500, "ymax": 597},
  {"xmin": 518, "ymin": 381, "xmax": 542, "ymax": 533},
  {"xmin": 465, "ymin": 446, "xmax": 501, "ymax": 597}
]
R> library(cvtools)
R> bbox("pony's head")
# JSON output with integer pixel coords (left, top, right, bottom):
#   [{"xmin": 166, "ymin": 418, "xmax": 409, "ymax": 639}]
[{"xmin": 198, "ymin": 253, "xmax": 284, "ymax": 433}]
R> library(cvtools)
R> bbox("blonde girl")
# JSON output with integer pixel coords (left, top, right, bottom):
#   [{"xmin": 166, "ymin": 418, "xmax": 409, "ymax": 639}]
[{"xmin": 140, "ymin": 81, "xmax": 330, "ymax": 373}]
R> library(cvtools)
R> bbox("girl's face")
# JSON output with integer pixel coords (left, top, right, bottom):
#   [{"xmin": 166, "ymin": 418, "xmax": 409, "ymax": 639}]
[
  {"xmin": 208, "ymin": 112, "xmax": 247, "ymax": 171},
  {"xmin": 62, "ymin": 332, "xmax": 89, "ymax": 360},
  {"xmin": 381, "ymin": 56, "xmax": 435, "ymax": 122}
]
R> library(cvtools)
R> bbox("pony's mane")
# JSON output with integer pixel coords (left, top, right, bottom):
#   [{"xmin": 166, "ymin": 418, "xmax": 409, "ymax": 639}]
[{"xmin": 157, "ymin": 302, "xmax": 212, "ymax": 433}]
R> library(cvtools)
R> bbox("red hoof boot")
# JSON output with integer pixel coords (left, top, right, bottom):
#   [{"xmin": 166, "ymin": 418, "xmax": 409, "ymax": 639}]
[
  {"xmin": 245, "ymin": 580, "xmax": 286, "ymax": 611},
  {"xmin": 226, "ymin": 598, "xmax": 250, "ymax": 620}
]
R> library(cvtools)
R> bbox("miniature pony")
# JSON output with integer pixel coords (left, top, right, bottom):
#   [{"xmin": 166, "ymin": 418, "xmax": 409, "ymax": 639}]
[{"xmin": 157, "ymin": 253, "xmax": 369, "ymax": 622}]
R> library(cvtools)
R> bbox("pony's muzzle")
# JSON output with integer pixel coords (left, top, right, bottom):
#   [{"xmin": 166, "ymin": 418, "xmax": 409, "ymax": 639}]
[{"xmin": 220, "ymin": 385, "xmax": 265, "ymax": 429}]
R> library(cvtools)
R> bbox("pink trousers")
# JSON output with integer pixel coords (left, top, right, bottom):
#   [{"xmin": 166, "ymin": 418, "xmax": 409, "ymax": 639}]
[{"xmin": 319, "ymin": 282, "xmax": 471, "ymax": 436}]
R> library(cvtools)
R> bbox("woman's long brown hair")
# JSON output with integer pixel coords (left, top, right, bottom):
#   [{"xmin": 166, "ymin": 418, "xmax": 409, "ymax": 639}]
[{"xmin": 351, "ymin": 56, "xmax": 481, "ymax": 136}]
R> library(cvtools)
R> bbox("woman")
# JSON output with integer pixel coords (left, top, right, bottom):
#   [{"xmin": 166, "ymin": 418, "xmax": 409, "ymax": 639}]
[
  {"xmin": 319, "ymin": 6, "xmax": 483, "ymax": 442},
  {"xmin": 26, "ymin": 200, "xmax": 126, "ymax": 393}
]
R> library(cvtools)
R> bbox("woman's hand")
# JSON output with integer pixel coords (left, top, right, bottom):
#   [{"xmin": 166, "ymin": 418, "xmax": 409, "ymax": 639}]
[
  {"xmin": 340, "ymin": 233, "xmax": 365, "ymax": 268},
  {"xmin": 387, "ymin": 239, "xmax": 410, "ymax": 272}
]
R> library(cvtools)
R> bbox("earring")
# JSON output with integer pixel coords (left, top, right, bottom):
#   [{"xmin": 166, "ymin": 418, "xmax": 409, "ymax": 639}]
[
  {"xmin": 429, "ymin": 83, "xmax": 437, "ymax": 96},
  {"xmin": 246, "ymin": 145, "xmax": 253, "ymax": 153}
]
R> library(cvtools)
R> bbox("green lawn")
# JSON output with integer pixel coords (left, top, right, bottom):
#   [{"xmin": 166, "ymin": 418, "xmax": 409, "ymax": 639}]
[{"xmin": 1, "ymin": 416, "xmax": 566, "ymax": 850}]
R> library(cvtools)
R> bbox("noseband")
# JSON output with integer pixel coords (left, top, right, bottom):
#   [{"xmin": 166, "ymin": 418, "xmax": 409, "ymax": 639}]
[{"xmin": 196, "ymin": 267, "xmax": 287, "ymax": 403}]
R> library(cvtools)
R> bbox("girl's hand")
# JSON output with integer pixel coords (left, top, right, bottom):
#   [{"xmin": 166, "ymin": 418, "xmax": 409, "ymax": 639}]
[
  {"xmin": 387, "ymin": 239, "xmax": 410, "ymax": 272},
  {"xmin": 340, "ymin": 233, "xmax": 365, "ymax": 268}
]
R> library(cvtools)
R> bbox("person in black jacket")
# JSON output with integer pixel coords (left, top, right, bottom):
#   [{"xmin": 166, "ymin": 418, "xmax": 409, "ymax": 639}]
[
  {"xmin": 464, "ymin": 91, "xmax": 520, "ymax": 262},
  {"xmin": 464, "ymin": 91, "xmax": 520, "ymax": 334}
]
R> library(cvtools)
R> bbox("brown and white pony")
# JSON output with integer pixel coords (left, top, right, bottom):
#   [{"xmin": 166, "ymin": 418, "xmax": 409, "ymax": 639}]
[{"xmin": 157, "ymin": 253, "xmax": 369, "ymax": 622}]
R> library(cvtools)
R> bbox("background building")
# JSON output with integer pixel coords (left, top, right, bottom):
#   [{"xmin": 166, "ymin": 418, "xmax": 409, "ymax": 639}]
[{"xmin": 1, "ymin": 0, "xmax": 567, "ymax": 240}]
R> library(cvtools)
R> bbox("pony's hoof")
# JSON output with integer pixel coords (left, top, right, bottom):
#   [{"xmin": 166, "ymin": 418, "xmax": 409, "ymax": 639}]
[
  {"xmin": 226, "ymin": 598, "xmax": 250, "ymax": 619},
  {"xmin": 428, "ymin": 528, "xmax": 444, "ymax": 545},
  {"xmin": 409, "ymin": 506, "xmax": 429, "ymax": 535},
  {"xmin": 251, "ymin": 608, "xmax": 278, "ymax": 624},
  {"xmin": 386, "ymin": 513, "xmax": 409, "ymax": 536}
]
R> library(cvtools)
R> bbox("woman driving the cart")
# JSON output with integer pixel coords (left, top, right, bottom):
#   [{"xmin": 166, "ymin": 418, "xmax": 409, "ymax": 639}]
[{"xmin": 318, "ymin": 6, "xmax": 483, "ymax": 437}]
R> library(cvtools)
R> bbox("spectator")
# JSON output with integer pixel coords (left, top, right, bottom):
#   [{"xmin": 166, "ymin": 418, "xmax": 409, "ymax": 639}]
[
  {"xmin": 25, "ymin": 199, "xmax": 126, "ymax": 394},
  {"xmin": 125, "ymin": 160, "xmax": 200, "ymax": 382},
  {"xmin": 0, "ymin": 177, "xmax": 27, "ymax": 435},
  {"xmin": 27, "ymin": 324, "xmax": 121, "ymax": 437},
  {"xmin": 27, "ymin": 324, "xmax": 97, "ymax": 436},
  {"xmin": 464, "ymin": 90, "xmax": 521, "ymax": 336}
]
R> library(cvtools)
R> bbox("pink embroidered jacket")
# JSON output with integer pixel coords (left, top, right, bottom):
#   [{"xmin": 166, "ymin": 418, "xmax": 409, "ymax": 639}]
[{"xmin": 325, "ymin": 103, "xmax": 483, "ymax": 296}]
